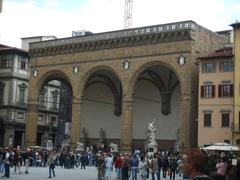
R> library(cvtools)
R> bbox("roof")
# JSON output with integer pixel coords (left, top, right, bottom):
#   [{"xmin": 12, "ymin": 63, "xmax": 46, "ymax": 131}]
[
  {"xmin": 0, "ymin": 44, "xmax": 29, "ymax": 57},
  {"xmin": 21, "ymin": 35, "xmax": 57, "ymax": 40},
  {"xmin": 199, "ymin": 47, "xmax": 233, "ymax": 60},
  {"xmin": 230, "ymin": 22, "xmax": 240, "ymax": 29}
]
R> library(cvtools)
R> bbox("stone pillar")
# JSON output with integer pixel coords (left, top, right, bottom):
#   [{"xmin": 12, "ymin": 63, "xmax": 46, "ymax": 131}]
[
  {"xmin": 179, "ymin": 93, "xmax": 192, "ymax": 149},
  {"xmin": 121, "ymin": 96, "xmax": 133, "ymax": 153},
  {"xmin": 69, "ymin": 97, "xmax": 82, "ymax": 150},
  {"xmin": 25, "ymin": 100, "xmax": 38, "ymax": 146}
]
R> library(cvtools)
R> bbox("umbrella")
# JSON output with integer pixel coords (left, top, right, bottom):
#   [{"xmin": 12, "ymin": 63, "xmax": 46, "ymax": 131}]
[{"xmin": 201, "ymin": 143, "xmax": 240, "ymax": 151}]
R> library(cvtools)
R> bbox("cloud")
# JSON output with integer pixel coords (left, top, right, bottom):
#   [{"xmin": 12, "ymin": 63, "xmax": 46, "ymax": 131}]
[{"xmin": 0, "ymin": 0, "xmax": 239, "ymax": 48}]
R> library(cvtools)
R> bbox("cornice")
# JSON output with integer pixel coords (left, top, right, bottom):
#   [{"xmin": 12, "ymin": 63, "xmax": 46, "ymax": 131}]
[{"xmin": 29, "ymin": 29, "xmax": 193, "ymax": 58}]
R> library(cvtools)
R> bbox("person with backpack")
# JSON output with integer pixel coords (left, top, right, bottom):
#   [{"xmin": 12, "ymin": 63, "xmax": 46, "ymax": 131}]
[{"xmin": 47, "ymin": 151, "xmax": 57, "ymax": 178}]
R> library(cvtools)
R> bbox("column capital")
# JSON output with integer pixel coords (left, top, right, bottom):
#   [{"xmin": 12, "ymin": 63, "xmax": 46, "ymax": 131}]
[{"xmin": 72, "ymin": 96, "xmax": 83, "ymax": 104}]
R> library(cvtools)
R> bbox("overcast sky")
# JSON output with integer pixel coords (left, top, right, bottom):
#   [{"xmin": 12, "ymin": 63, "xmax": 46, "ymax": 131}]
[{"xmin": 0, "ymin": 0, "xmax": 239, "ymax": 48}]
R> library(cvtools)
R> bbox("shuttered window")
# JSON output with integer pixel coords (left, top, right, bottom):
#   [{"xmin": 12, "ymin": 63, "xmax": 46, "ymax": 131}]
[
  {"xmin": 218, "ymin": 84, "xmax": 233, "ymax": 97},
  {"xmin": 200, "ymin": 85, "xmax": 215, "ymax": 98}
]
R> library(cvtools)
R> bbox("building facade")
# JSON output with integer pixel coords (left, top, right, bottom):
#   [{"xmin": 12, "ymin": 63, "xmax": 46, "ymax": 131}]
[
  {"xmin": 25, "ymin": 20, "xmax": 226, "ymax": 151},
  {"xmin": 198, "ymin": 47, "xmax": 234, "ymax": 146},
  {"xmin": 0, "ymin": 44, "xmax": 68, "ymax": 148},
  {"xmin": 232, "ymin": 22, "xmax": 240, "ymax": 146},
  {"xmin": 0, "ymin": 44, "xmax": 30, "ymax": 147}
]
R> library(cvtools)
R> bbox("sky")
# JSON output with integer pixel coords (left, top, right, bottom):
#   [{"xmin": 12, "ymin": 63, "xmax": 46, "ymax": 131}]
[{"xmin": 0, "ymin": 0, "xmax": 240, "ymax": 48}]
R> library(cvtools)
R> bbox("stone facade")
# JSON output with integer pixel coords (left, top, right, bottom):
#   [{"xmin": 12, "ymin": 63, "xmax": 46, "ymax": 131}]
[{"xmin": 26, "ymin": 20, "xmax": 226, "ymax": 151}]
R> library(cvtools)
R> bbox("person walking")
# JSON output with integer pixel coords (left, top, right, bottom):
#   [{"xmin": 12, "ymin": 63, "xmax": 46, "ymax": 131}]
[
  {"xmin": 115, "ymin": 154, "xmax": 123, "ymax": 179},
  {"xmin": 130, "ymin": 154, "xmax": 139, "ymax": 180},
  {"xmin": 104, "ymin": 153, "xmax": 113, "ymax": 180},
  {"xmin": 169, "ymin": 157, "xmax": 177, "ymax": 180},
  {"xmin": 139, "ymin": 156, "xmax": 148, "ymax": 180},
  {"xmin": 47, "ymin": 151, "xmax": 57, "ymax": 178},
  {"xmin": 2, "ymin": 148, "xmax": 10, "ymax": 178},
  {"xmin": 97, "ymin": 153, "xmax": 105, "ymax": 180}
]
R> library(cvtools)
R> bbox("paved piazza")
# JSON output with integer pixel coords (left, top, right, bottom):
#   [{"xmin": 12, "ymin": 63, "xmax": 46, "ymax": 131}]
[{"xmin": 0, "ymin": 166, "xmax": 185, "ymax": 180}]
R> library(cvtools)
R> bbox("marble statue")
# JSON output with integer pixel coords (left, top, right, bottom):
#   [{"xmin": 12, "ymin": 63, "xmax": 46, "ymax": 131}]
[{"xmin": 146, "ymin": 120, "xmax": 156, "ymax": 143}]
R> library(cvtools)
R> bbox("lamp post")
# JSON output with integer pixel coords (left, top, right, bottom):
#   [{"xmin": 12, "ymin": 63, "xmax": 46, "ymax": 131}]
[{"xmin": 47, "ymin": 119, "xmax": 55, "ymax": 150}]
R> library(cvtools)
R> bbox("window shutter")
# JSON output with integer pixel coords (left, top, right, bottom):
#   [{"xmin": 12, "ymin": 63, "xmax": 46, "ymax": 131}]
[
  {"xmin": 201, "ymin": 86, "xmax": 204, "ymax": 98},
  {"xmin": 218, "ymin": 85, "xmax": 222, "ymax": 97},
  {"xmin": 230, "ymin": 84, "xmax": 234, "ymax": 97},
  {"xmin": 212, "ymin": 85, "xmax": 215, "ymax": 97}
]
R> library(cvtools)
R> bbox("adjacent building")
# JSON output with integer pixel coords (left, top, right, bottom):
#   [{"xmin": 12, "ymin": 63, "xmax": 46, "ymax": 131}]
[
  {"xmin": 0, "ymin": 43, "xmax": 70, "ymax": 148},
  {"xmin": 198, "ymin": 47, "xmax": 234, "ymax": 146},
  {"xmin": 232, "ymin": 22, "xmax": 240, "ymax": 146},
  {"xmin": 0, "ymin": 44, "xmax": 30, "ymax": 147}
]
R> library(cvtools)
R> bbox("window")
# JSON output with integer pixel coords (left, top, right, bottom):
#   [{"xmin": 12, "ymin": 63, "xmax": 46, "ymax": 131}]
[
  {"xmin": 204, "ymin": 113, "xmax": 212, "ymax": 127},
  {"xmin": 19, "ymin": 88, "xmax": 25, "ymax": 104},
  {"xmin": 219, "ymin": 61, "xmax": 233, "ymax": 72},
  {"xmin": 39, "ymin": 89, "xmax": 46, "ymax": 107},
  {"xmin": 17, "ymin": 111, "xmax": 24, "ymax": 120},
  {"xmin": 38, "ymin": 114, "xmax": 43, "ymax": 121},
  {"xmin": 0, "ymin": 55, "xmax": 12, "ymax": 68},
  {"xmin": 218, "ymin": 84, "xmax": 233, "ymax": 97},
  {"xmin": 224, "ymin": 140, "xmax": 230, "ymax": 144},
  {"xmin": 222, "ymin": 113, "xmax": 230, "ymax": 127},
  {"xmin": 18, "ymin": 56, "xmax": 27, "ymax": 70},
  {"xmin": 201, "ymin": 85, "xmax": 215, "ymax": 98},
  {"xmin": 18, "ymin": 83, "xmax": 27, "ymax": 104},
  {"xmin": 51, "ymin": 90, "xmax": 59, "ymax": 110},
  {"xmin": 202, "ymin": 63, "xmax": 215, "ymax": 73},
  {"xmin": 0, "ymin": 82, "xmax": 5, "ymax": 104}
]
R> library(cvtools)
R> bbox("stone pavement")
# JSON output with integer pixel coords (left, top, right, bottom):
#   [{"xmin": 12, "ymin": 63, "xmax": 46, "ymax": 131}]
[{"xmin": 0, "ymin": 166, "xmax": 185, "ymax": 180}]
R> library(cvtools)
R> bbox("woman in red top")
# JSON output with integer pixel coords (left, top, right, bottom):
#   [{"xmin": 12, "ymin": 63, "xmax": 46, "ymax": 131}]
[{"xmin": 115, "ymin": 154, "xmax": 123, "ymax": 179}]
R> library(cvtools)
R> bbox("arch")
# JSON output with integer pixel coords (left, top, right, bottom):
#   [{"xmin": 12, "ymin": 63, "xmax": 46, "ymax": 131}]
[
  {"xmin": 36, "ymin": 70, "xmax": 73, "ymax": 96},
  {"xmin": 78, "ymin": 65, "xmax": 122, "ymax": 97},
  {"xmin": 79, "ymin": 65, "xmax": 123, "ymax": 116},
  {"xmin": 128, "ymin": 61, "xmax": 182, "ymax": 96}
]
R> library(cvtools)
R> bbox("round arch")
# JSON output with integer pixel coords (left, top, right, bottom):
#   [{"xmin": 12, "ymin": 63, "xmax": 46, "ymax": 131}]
[
  {"xmin": 127, "ymin": 61, "xmax": 182, "ymax": 96},
  {"xmin": 78, "ymin": 65, "xmax": 123, "ymax": 97},
  {"xmin": 36, "ymin": 70, "xmax": 73, "ymax": 96}
]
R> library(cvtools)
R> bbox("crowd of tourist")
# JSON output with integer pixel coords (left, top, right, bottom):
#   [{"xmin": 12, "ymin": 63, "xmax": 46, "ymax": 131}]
[{"xmin": 0, "ymin": 146, "xmax": 240, "ymax": 180}]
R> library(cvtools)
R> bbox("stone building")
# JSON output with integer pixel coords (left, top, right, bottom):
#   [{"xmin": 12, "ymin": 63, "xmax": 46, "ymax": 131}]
[
  {"xmin": 0, "ymin": 44, "xmax": 68, "ymax": 147},
  {"xmin": 25, "ymin": 20, "xmax": 226, "ymax": 151},
  {"xmin": 0, "ymin": 44, "xmax": 30, "ymax": 147}
]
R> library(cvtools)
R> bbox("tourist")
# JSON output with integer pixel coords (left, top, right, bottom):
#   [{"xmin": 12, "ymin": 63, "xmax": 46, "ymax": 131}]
[
  {"xmin": 169, "ymin": 156, "xmax": 177, "ymax": 180},
  {"xmin": 97, "ymin": 152, "xmax": 105, "ymax": 180},
  {"xmin": 115, "ymin": 154, "xmax": 123, "ymax": 179},
  {"xmin": 182, "ymin": 149, "xmax": 212, "ymax": 180},
  {"xmin": 130, "ymin": 154, "xmax": 139, "ymax": 180},
  {"xmin": 216, "ymin": 158, "xmax": 227, "ymax": 179},
  {"xmin": 47, "ymin": 151, "xmax": 57, "ymax": 178},
  {"xmin": 2, "ymin": 147, "xmax": 10, "ymax": 178},
  {"xmin": 104, "ymin": 153, "xmax": 113, "ymax": 180},
  {"xmin": 139, "ymin": 156, "xmax": 148, "ymax": 180}
]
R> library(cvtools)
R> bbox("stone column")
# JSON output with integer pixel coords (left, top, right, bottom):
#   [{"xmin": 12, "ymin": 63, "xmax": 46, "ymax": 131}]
[
  {"xmin": 121, "ymin": 96, "xmax": 133, "ymax": 153},
  {"xmin": 25, "ymin": 100, "xmax": 38, "ymax": 146},
  {"xmin": 179, "ymin": 93, "xmax": 192, "ymax": 149},
  {"xmin": 69, "ymin": 97, "xmax": 82, "ymax": 150}
]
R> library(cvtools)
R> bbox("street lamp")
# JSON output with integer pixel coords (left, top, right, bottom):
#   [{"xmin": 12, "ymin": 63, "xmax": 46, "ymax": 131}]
[{"xmin": 47, "ymin": 118, "xmax": 55, "ymax": 150}]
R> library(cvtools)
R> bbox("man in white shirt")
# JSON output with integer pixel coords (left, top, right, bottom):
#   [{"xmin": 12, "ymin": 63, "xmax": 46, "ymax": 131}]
[{"xmin": 3, "ymin": 148, "xmax": 10, "ymax": 178}]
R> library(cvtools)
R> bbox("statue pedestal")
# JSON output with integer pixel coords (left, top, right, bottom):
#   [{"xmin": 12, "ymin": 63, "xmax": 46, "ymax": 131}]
[{"xmin": 147, "ymin": 141, "xmax": 157, "ymax": 157}]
